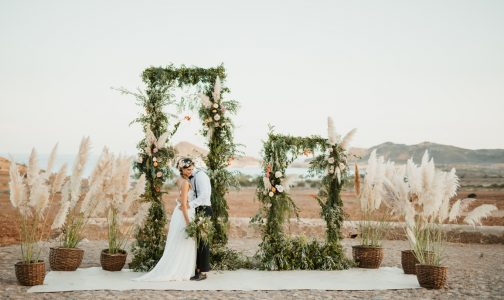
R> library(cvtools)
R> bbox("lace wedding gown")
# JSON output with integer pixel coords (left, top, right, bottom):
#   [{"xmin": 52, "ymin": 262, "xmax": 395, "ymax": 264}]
[{"xmin": 133, "ymin": 189, "xmax": 196, "ymax": 281}]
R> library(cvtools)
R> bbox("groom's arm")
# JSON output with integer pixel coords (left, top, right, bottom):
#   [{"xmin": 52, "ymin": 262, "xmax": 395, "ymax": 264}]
[{"xmin": 191, "ymin": 172, "xmax": 211, "ymax": 207}]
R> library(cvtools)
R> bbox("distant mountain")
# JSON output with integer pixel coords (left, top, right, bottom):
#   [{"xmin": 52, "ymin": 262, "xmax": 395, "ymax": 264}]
[
  {"xmin": 173, "ymin": 142, "xmax": 260, "ymax": 168},
  {"xmin": 362, "ymin": 142, "xmax": 504, "ymax": 164},
  {"xmin": 175, "ymin": 141, "xmax": 504, "ymax": 167}
]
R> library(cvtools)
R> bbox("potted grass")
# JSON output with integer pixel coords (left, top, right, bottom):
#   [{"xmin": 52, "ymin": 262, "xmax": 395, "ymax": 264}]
[
  {"xmin": 93, "ymin": 153, "xmax": 150, "ymax": 271},
  {"xmin": 382, "ymin": 151, "xmax": 497, "ymax": 288},
  {"xmin": 50, "ymin": 137, "xmax": 108, "ymax": 271},
  {"xmin": 412, "ymin": 200, "xmax": 497, "ymax": 289},
  {"xmin": 352, "ymin": 151, "xmax": 391, "ymax": 269},
  {"xmin": 8, "ymin": 144, "xmax": 66, "ymax": 285}
]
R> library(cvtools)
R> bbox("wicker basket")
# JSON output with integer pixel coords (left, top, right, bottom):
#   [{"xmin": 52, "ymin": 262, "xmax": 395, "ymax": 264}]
[
  {"xmin": 401, "ymin": 250, "xmax": 435, "ymax": 274},
  {"xmin": 416, "ymin": 264, "xmax": 448, "ymax": 289},
  {"xmin": 401, "ymin": 250, "xmax": 418, "ymax": 274},
  {"xmin": 15, "ymin": 260, "xmax": 46, "ymax": 286},
  {"xmin": 100, "ymin": 249, "xmax": 127, "ymax": 271},
  {"xmin": 352, "ymin": 245, "xmax": 384, "ymax": 269},
  {"xmin": 49, "ymin": 247, "xmax": 84, "ymax": 271}
]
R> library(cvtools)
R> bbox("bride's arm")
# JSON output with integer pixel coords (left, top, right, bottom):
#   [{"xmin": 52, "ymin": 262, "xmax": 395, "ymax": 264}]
[{"xmin": 180, "ymin": 181, "xmax": 191, "ymax": 225}]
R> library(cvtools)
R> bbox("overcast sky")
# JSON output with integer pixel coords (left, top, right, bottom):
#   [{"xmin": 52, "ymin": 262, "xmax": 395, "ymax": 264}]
[{"xmin": 1, "ymin": 0, "xmax": 503, "ymax": 158}]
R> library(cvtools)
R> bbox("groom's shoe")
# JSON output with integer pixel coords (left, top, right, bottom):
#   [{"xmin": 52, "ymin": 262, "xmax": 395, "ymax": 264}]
[
  {"xmin": 190, "ymin": 271, "xmax": 200, "ymax": 281},
  {"xmin": 195, "ymin": 273, "xmax": 207, "ymax": 281}
]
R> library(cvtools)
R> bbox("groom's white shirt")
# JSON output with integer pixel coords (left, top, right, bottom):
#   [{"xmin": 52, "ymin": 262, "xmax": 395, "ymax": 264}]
[{"xmin": 189, "ymin": 169, "xmax": 211, "ymax": 207}]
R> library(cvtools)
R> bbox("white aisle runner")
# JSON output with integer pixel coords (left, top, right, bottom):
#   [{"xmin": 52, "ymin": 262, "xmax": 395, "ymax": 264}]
[{"xmin": 28, "ymin": 267, "xmax": 420, "ymax": 292}]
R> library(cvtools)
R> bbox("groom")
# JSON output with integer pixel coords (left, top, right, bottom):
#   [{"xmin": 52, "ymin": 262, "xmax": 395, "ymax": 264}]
[{"xmin": 179, "ymin": 158, "xmax": 212, "ymax": 281}]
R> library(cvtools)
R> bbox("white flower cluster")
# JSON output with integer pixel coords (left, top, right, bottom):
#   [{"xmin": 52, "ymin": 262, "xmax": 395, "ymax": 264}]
[
  {"xmin": 263, "ymin": 170, "xmax": 285, "ymax": 197},
  {"xmin": 325, "ymin": 146, "xmax": 346, "ymax": 184},
  {"xmin": 200, "ymin": 77, "xmax": 228, "ymax": 131}
]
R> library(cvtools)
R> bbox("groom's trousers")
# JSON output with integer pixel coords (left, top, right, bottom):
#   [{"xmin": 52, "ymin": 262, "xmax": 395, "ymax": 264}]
[{"xmin": 196, "ymin": 205, "xmax": 213, "ymax": 272}]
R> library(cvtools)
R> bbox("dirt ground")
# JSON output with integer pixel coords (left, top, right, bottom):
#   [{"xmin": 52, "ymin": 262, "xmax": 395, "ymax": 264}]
[{"xmin": 1, "ymin": 176, "xmax": 503, "ymax": 246}]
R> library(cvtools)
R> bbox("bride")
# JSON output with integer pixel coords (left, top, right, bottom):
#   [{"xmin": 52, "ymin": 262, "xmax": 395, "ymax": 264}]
[{"xmin": 133, "ymin": 160, "xmax": 196, "ymax": 281}]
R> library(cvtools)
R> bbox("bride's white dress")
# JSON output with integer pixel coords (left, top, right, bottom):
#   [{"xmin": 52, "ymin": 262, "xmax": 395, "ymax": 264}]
[{"xmin": 133, "ymin": 190, "xmax": 196, "ymax": 281}]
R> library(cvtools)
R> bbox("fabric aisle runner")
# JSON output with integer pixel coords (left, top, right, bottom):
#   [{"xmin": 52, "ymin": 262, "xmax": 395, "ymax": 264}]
[{"xmin": 28, "ymin": 267, "xmax": 420, "ymax": 292}]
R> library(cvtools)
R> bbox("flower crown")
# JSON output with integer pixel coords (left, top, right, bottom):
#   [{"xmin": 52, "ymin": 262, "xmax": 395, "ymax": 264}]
[{"xmin": 177, "ymin": 158, "xmax": 194, "ymax": 169}]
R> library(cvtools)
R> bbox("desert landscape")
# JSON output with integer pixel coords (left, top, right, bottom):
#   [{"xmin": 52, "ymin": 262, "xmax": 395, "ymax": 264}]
[{"xmin": 1, "ymin": 140, "xmax": 503, "ymax": 246}]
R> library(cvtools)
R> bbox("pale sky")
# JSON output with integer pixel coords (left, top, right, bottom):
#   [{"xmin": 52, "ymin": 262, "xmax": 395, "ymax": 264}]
[{"xmin": 1, "ymin": 0, "xmax": 503, "ymax": 158}]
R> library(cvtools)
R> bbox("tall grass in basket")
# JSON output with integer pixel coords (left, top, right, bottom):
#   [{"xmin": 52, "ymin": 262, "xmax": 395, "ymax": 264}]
[
  {"xmin": 50, "ymin": 137, "xmax": 102, "ymax": 248},
  {"xmin": 354, "ymin": 150, "xmax": 393, "ymax": 247},
  {"xmin": 8, "ymin": 144, "xmax": 64, "ymax": 263},
  {"xmin": 90, "ymin": 150, "xmax": 150, "ymax": 254},
  {"xmin": 381, "ymin": 150, "xmax": 498, "ymax": 266}
]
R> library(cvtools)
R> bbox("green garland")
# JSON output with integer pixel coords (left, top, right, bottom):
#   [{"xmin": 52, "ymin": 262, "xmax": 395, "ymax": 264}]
[
  {"xmin": 253, "ymin": 127, "xmax": 352, "ymax": 270},
  {"xmin": 128, "ymin": 64, "xmax": 239, "ymax": 270},
  {"xmin": 123, "ymin": 81, "xmax": 179, "ymax": 271}
]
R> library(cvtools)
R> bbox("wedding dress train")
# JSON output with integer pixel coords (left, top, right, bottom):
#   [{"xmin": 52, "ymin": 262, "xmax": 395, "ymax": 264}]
[{"xmin": 133, "ymin": 190, "xmax": 196, "ymax": 281}]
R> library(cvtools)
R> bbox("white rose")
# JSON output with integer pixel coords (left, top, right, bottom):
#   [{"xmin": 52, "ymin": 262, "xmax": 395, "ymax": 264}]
[
  {"xmin": 275, "ymin": 185, "xmax": 284, "ymax": 193},
  {"xmin": 339, "ymin": 163, "xmax": 346, "ymax": 170},
  {"xmin": 213, "ymin": 103, "xmax": 219, "ymax": 108},
  {"xmin": 328, "ymin": 157, "xmax": 335, "ymax": 164},
  {"xmin": 275, "ymin": 171, "xmax": 282, "ymax": 178},
  {"xmin": 269, "ymin": 192, "xmax": 274, "ymax": 197},
  {"xmin": 136, "ymin": 156, "xmax": 143, "ymax": 163},
  {"xmin": 156, "ymin": 172, "xmax": 162, "ymax": 178},
  {"xmin": 153, "ymin": 157, "xmax": 157, "ymax": 162},
  {"xmin": 153, "ymin": 148, "xmax": 158, "ymax": 153},
  {"xmin": 214, "ymin": 114, "xmax": 221, "ymax": 121}
]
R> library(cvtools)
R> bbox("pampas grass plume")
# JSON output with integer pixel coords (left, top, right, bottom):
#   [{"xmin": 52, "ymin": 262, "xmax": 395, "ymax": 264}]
[
  {"xmin": 340, "ymin": 128, "xmax": 357, "ymax": 150},
  {"xmin": 464, "ymin": 204, "xmax": 497, "ymax": 227}
]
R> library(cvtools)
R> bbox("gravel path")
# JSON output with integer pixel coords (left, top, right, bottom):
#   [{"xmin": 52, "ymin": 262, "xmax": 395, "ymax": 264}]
[{"xmin": 1, "ymin": 239, "xmax": 503, "ymax": 299}]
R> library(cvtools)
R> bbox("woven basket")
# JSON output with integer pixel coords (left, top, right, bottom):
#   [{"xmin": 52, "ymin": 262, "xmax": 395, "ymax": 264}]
[
  {"xmin": 352, "ymin": 245, "xmax": 384, "ymax": 269},
  {"xmin": 100, "ymin": 249, "xmax": 127, "ymax": 271},
  {"xmin": 401, "ymin": 250, "xmax": 418, "ymax": 274},
  {"xmin": 15, "ymin": 260, "xmax": 45, "ymax": 286},
  {"xmin": 49, "ymin": 247, "xmax": 84, "ymax": 271},
  {"xmin": 416, "ymin": 264, "xmax": 448, "ymax": 289},
  {"xmin": 401, "ymin": 250, "xmax": 435, "ymax": 274}
]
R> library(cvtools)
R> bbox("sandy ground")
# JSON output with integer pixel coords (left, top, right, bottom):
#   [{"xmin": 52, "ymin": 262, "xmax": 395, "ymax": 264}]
[
  {"xmin": 1, "ymin": 239, "xmax": 503, "ymax": 299},
  {"xmin": 1, "ymin": 187, "xmax": 503, "ymax": 246}
]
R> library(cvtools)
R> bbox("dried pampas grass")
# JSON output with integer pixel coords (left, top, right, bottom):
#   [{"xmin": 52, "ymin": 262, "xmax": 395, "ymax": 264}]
[
  {"xmin": 156, "ymin": 132, "xmax": 170, "ymax": 149},
  {"xmin": 199, "ymin": 94, "xmax": 212, "ymax": 108},
  {"xmin": 134, "ymin": 202, "xmax": 151, "ymax": 228},
  {"xmin": 212, "ymin": 77, "xmax": 221, "ymax": 101},
  {"xmin": 8, "ymin": 156, "xmax": 26, "ymax": 210},
  {"xmin": 46, "ymin": 143, "xmax": 58, "ymax": 175},
  {"xmin": 70, "ymin": 137, "xmax": 91, "ymax": 209},
  {"xmin": 354, "ymin": 163, "xmax": 360, "ymax": 197},
  {"xmin": 464, "ymin": 204, "xmax": 497, "ymax": 227},
  {"xmin": 121, "ymin": 175, "xmax": 146, "ymax": 215},
  {"xmin": 27, "ymin": 148, "xmax": 39, "ymax": 187},
  {"xmin": 327, "ymin": 117, "xmax": 338, "ymax": 145},
  {"xmin": 146, "ymin": 128, "xmax": 157, "ymax": 147},
  {"xmin": 340, "ymin": 128, "xmax": 357, "ymax": 150}
]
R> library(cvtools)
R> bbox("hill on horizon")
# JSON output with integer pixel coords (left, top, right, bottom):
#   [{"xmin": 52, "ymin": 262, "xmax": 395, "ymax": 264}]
[
  {"xmin": 363, "ymin": 142, "xmax": 504, "ymax": 164},
  {"xmin": 175, "ymin": 141, "xmax": 504, "ymax": 167}
]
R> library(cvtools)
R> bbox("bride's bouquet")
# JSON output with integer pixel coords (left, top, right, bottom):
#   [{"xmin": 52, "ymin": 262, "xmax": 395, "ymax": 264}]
[{"xmin": 185, "ymin": 212, "xmax": 215, "ymax": 247}]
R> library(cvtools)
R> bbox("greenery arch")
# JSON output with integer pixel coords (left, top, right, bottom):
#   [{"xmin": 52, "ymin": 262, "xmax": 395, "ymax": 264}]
[
  {"xmin": 253, "ymin": 127, "xmax": 353, "ymax": 270},
  {"xmin": 127, "ymin": 64, "xmax": 239, "ymax": 271}
]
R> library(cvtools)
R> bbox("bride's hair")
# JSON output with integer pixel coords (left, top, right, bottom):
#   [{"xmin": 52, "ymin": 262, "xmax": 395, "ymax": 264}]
[{"xmin": 176, "ymin": 158, "xmax": 195, "ymax": 175}]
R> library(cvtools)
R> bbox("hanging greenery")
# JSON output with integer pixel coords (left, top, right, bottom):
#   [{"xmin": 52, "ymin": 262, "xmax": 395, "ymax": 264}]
[
  {"xmin": 253, "ymin": 124, "xmax": 354, "ymax": 270},
  {"xmin": 121, "ymin": 77, "xmax": 181, "ymax": 272},
  {"xmin": 125, "ymin": 64, "xmax": 240, "ymax": 271}
]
